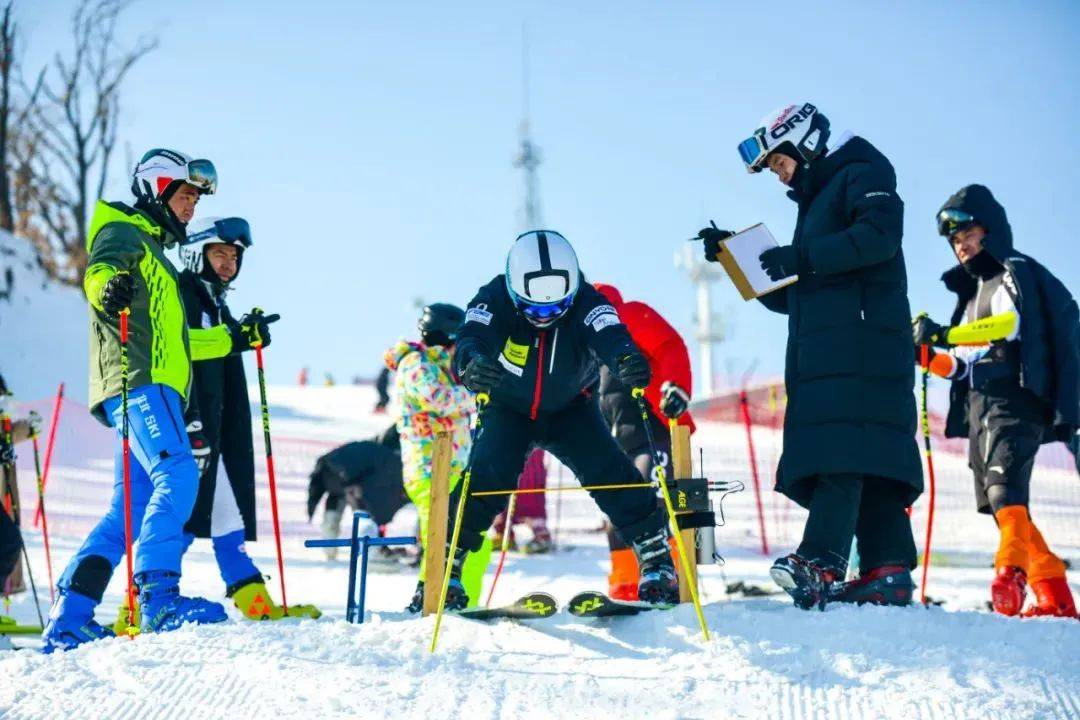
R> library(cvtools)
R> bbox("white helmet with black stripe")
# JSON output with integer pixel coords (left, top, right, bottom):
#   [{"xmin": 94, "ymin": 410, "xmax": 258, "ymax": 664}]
[{"xmin": 505, "ymin": 229, "xmax": 580, "ymax": 328}]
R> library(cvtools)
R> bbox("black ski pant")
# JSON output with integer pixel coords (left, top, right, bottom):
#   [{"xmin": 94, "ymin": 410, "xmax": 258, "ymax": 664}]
[
  {"xmin": 796, "ymin": 474, "xmax": 917, "ymax": 573},
  {"xmin": 967, "ymin": 384, "xmax": 1047, "ymax": 515},
  {"xmin": 606, "ymin": 425, "xmax": 672, "ymax": 552},
  {"xmin": 451, "ymin": 397, "xmax": 666, "ymax": 553}
]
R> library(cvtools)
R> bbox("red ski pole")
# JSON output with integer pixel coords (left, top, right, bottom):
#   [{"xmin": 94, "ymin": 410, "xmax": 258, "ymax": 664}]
[
  {"xmin": 918, "ymin": 345, "xmax": 938, "ymax": 605},
  {"xmin": 484, "ymin": 491, "xmax": 518, "ymax": 607},
  {"xmin": 739, "ymin": 391, "xmax": 770, "ymax": 555},
  {"xmin": 33, "ymin": 383, "xmax": 64, "ymax": 528},
  {"xmin": 30, "ymin": 435, "xmax": 55, "ymax": 602},
  {"xmin": 254, "ymin": 341, "xmax": 288, "ymax": 613},
  {"xmin": 120, "ymin": 309, "xmax": 137, "ymax": 636}
]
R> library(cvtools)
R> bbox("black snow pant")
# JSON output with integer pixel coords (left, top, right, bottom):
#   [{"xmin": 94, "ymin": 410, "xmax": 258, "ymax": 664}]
[
  {"xmin": 451, "ymin": 396, "xmax": 667, "ymax": 553},
  {"xmin": 606, "ymin": 420, "xmax": 671, "ymax": 552},
  {"xmin": 0, "ymin": 509, "xmax": 21, "ymax": 586},
  {"xmin": 796, "ymin": 474, "xmax": 918, "ymax": 573},
  {"xmin": 967, "ymin": 382, "xmax": 1048, "ymax": 515}
]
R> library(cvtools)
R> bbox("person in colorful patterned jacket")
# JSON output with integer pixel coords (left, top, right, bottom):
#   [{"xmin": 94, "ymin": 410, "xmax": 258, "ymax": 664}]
[
  {"xmin": 42, "ymin": 149, "xmax": 267, "ymax": 652},
  {"xmin": 388, "ymin": 304, "xmax": 492, "ymax": 611}
]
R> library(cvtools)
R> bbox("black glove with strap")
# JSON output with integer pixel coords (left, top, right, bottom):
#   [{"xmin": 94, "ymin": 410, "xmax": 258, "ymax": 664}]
[
  {"xmin": 616, "ymin": 352, "xmax": 651, "ymax": 390},
  {"xmin": 462, "ymin": 354, "xmax": 505, "ymax": 394},
  {"xmin": 659, "ymin": 381, "xmax": 690, "ymax": 419},
  {"xmin": 697, "ymin": 226, "xmax": 734, "ymax": 263},
  {"xmin": 100, "ymin": 272, "xmax": 135, "ymax": 318},
  {"xmin": 912, "ymin": 314, "xmax": 952, "ymax": 347},
  {"xmin": 231, "ymin": 309, "xmax": 280, "ymax": 352}
]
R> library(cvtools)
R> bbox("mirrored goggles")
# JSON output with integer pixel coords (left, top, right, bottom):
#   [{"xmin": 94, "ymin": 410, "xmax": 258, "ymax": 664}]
[
  {"xmin": 937, "ymin": 208, "xmax": 977, "ymax": 237},
  {"xmin": 513, "ymin": 292, "xmax": 575, "ymax": 322},
  {"xmin": 186, "ymin": 159, "xmax": 218, "ymax": 195},
  {"xmin": 737, "ymin": 131, "xmax": 768, "ymax": 173}
]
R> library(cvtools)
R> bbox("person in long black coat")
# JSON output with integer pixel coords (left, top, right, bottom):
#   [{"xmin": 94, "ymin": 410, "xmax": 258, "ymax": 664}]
[{"xmin": 700, "ymin": 103, "xmax": 922, "ymax": 609}]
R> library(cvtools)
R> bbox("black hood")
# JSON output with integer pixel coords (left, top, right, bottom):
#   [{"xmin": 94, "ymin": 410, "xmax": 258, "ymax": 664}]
[
  {"xmin": 939, "ymin": 184, "xmax": 1013, "ymax": 294},
  {"xmin": 788, "ymin": 136, "xmax": 895, "ymax": 203}
]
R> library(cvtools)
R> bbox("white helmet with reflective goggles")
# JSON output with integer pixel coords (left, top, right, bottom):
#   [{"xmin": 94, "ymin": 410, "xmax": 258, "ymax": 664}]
[
  {"xmin": 180, "ymin": 216, "xmax": 252, "ymax": 288},
  {"xmin": 505, "ymin": 230, "xmax": 580, "ymax": 328},
  {"xmin": 131, "ymin": 148, "xmax": 218, "ymax": 242},
  {"xmin": 737, "ymin": 102, "xmax": 830, "ymax": 174}
]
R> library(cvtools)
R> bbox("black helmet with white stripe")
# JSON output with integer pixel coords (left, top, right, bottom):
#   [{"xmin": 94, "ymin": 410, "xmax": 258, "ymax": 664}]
[{"xmin": 505, "ymin": 230, "xmax": 580, "ymax": 328}]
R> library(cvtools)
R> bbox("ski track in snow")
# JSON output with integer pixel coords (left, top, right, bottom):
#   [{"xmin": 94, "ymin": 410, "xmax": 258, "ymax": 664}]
[{"xmin": 1, "ymin": 385, "xmax": 1078, "ymax": 719}]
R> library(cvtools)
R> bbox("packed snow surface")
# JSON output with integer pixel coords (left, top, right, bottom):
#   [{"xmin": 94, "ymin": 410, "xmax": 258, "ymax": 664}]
[{"xmin": 1, "ymin": 385, "xmax": 1077, "ymax": 719}]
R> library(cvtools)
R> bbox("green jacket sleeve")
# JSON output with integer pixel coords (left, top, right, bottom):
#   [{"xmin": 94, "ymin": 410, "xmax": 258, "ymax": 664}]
[
  {"xmin": 83, "ymin": 224, "xmax": 145, "ymax": 311},
  {"xmin": 190, "ymin": 325, "xmax": 233, "ymax": 361}
]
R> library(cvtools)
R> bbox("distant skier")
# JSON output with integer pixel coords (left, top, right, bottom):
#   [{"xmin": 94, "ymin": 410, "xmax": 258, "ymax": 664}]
[
  {"xmin": 172, "ymin": 215, "xmax": 319, "ymax": 622},
  {"xmin": 593, "ymin": 283, "xmax": 695, "ymax": 600},
  {"xmin": 44, "ymin": 149, "xmax": 237, "ymax": 651},
  {"xmin": 914, "ymin": 184, "xmax": 1080, "ymax": 618},
  {"xmin": 447, "ymin": 230, "xmax": 676, "ymax": 608},
  {"xmin": 490, "ymin": 448, "xmax": 552, "ymax": 554},
  {"xmin": 385, "ymin": 304, "xmax": 492, "ymax": 611},
  {"xmin": 307, "ymin": 426, "xmax": 407, "ymax": 561},
  {"xmin": 374, "ymin": 367, "xmax": 392, "ymax": 414},
  {"xmin": 701, "ymin": 104, "xmax": 922, "ymax": 609}
]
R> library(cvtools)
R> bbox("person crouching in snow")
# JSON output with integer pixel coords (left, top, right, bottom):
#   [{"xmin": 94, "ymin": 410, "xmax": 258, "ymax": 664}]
[
  {"xmin": 390, "ymin": 304, "xmax": 492, "ymax": 612},
  {"xmin": 914, "ymin": 184, "xmax": 1080, "ymax": 618},
  {"xmin": 593, "ymin": 282, "xmax": 695, "ymax": 601}
]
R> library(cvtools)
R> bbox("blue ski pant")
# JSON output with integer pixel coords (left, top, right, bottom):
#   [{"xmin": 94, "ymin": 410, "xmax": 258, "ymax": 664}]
[
  {"xmin": 181, "ymin": 529, "xmax": 261, "ymax": 593},
  {"xmin": 58, "ymin": 385, "xmax": 200, "ymax": 601}
]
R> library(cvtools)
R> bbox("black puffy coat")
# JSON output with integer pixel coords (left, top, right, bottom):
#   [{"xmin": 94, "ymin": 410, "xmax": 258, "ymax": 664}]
[
  {"xmin": 938, "ymin": 185, "xmax": 1080, "ymax": 443},
  {"xmin": 179, "ymin": 271, "xmax": 258, "ymax": 540},
  {"xmin": 305, "ymin": 435, "xmax": 405, "ymax": 525},
  {"xmin": 759, "ymin": 136, "xmax": 922, "ymax": 507},
  {"xmin": 454, "ymin": 276, "xmax": 640, "ymax": 419}
]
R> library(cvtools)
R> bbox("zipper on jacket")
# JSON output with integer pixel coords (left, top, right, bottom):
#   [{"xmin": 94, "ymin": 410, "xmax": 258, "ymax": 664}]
[{"xmin": 530, "ymin": 331, "xmax": 547, "ymax": 420}]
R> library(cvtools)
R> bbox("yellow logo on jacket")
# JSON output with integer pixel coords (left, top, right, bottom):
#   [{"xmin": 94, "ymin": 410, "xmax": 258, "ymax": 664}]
[{"xmin": 502, "ymin": 338, "xmax": 529, "ymax": 367}]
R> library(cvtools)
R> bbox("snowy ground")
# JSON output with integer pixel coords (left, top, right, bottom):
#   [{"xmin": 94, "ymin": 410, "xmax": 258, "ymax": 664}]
[{"xmin": 1, "ymin": 385, "xmax": 1078, "ymax": 719}]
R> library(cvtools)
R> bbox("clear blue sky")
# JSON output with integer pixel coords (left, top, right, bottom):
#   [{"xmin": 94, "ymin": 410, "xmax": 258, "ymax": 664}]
[{"xmin": 21, "ymin": 1, "xmax": 1080, "ymax": 389}]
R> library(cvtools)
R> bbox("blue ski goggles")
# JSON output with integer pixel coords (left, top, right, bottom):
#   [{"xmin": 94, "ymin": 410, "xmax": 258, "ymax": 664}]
[
  {"xmin": 737, "ymin": 131, "xmax": 769, "ymax": 173},
  {"xmin": 511, "ymin": 291, "xmax": 575, "ymax": 324},
  {"xmin": 937, "ymin": 208, "xmax": 977, "ymax": 238},
  {"xmin": 187, "ymin": 217, "xmax": 252, "ymax": 248}
]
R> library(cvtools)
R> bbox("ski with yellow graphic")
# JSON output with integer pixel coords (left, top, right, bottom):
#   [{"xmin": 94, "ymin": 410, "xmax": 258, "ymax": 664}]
[
  {"xmin": 568, "ymin": 590, "xmax": 673, "ymax": 618},
  {"xmin": 455, "ymin": 592, "xmax": 557, "ymax": 621}
]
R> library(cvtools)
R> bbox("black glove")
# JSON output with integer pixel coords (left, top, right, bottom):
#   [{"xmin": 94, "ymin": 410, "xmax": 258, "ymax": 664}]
[
  {"xmin": 659, "ymin": 381, "xmax": 690, "ymax": 419},
  {"xmin": 231, "ymin": 309, "xmax": 280, "ymax": 352},
  {"xmin": 697, "ymin": 226, "xmax": 734, "ymax": 263},
  {"xmin": 462, "ymin": 354, "xmax": 505, "ymax": 394},
  {"xmin": 912, "ymin": 314, "xmax": 952, "ymax": 347},
  {"xmin": 758, "ymin": 245, "xmax": 802, "ymax": 282},
  {"xmin": 616, "ymin": 352, "xmax": 651, "ymax": 390},
  {"xmin": 186, "ymin": 419, "xmax": 211, "ymax": 474},
  {"xmin": 100, "ymin": 272, "xmax": 135, "ymax": 318}
]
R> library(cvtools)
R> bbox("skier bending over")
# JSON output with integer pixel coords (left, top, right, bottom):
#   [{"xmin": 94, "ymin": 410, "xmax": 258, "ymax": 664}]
[
  {"xmin": 44, "ymin": 149, "xmax": 249, "ymax": 651},
  {"xmin": 914, "ymin": 184, "xmax": 1080, "ymax": 618},
  {"xmin": 385, "ymin": 305, "xmax": 492, "ymax": 611},
  {"xmin": 172, "ymin": 216, "xmax": 318, "ymax": 622},
  {"xmin": 444, "ymin": 230, "xmax": 677, "ymax": 609}
]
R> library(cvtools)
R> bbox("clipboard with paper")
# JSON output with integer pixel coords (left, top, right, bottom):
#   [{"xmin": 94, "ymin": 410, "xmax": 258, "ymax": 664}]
[{"xmin": 712, "ymin": 223, "xmax": 798, "ymax": 300}]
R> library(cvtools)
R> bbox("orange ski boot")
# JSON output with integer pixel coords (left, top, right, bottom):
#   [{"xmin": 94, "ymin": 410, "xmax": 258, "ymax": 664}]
[
  {"xmin": 1023, "ymin": 577, "xmax": 1078, "ymax": 618},
  {"xmin": 608, "ymin": 548, "xmax": 639, "ymax": 601},
  {"xmin": 991, "ymin": 506, "xmax": 1031, "ymax": 617}
]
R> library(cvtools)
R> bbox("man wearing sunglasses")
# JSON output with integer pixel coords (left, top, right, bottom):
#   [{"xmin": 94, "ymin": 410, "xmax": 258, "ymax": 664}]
[
  {"xmin": 44, "ymin": 149, "xmax": 239, "ymax": 651},
  {"xmin": 445, "ymin": 230, "xmax": 677, "ymax": 608},
  {"xmin": 699, "ymin": 103, "xmax": 922, "ymax": 611},
  {"xmin": 913, "ymin": 184, "xmax": 1080, "ymax": 618}
]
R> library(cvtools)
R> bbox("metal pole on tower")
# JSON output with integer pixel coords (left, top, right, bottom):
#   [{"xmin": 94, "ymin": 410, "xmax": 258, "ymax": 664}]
[{"xmin": 515, "ymin": 23, "xmax": 542, "ymax": 231}]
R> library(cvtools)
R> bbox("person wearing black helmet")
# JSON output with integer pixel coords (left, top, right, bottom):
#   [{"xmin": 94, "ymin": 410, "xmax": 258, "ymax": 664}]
[
  {"xmin": 699, "ymin": 103, "xmax": 922, "ymax": 610},
  {"xmin": 385, "ymin": 303, "xmax": 493, "ymax": 611},
  {"xmin": 447, "ymin": 230, "xmax": 675, "ymax": 609},
  {"xmin": 913, "ymin": 184, "xmax": 1080, "ymax": 619}
]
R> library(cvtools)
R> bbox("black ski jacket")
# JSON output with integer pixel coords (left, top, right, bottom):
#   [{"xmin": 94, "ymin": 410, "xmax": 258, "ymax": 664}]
[
  {"xmin": 305, "ymin": 435, "xmax": 405, "ymax": 525},
  {"xmin": 454, "ymin": 275, "xmax": 641, "ymax": 419},
  {"xmin": 938, "ymin": 184, "xmax": 1080, "ymax": 442},
  {"xmin": 178, "ymin": 271, "xmax": 257, "ymax": 540},
  {"xmin": 760, "ymin": 136, "xmax": 922, "ymax": 507}
]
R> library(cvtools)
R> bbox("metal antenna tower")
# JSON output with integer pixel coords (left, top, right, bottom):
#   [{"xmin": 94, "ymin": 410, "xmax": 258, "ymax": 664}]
[
  {"xmin": 674, "ymin": 244, "xmax": 725, "ymax": 398},
  {"xmin": 514, "ymin": 24, "xmax": 542, "ymax": 230}
]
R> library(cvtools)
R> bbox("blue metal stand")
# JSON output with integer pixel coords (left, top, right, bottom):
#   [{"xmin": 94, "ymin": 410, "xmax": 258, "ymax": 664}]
[{"xmin": 304, "ymin": 511, "xmax": 416, "ymax": 624}]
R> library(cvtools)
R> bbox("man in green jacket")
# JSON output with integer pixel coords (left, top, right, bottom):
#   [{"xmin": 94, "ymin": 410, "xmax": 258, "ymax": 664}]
[{"xmin": 43, "ymin": 149, "xmax": 269, "ymax": 653}]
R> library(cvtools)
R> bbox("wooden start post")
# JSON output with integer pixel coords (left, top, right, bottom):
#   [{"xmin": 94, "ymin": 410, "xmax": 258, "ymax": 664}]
[
  {"xmin": 422, "ymin": 431, "xmax": 453, "ymax": 616},
  {"xmin": 670, "ymin": 423, "xmax": 697, "ymax": 604}
]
